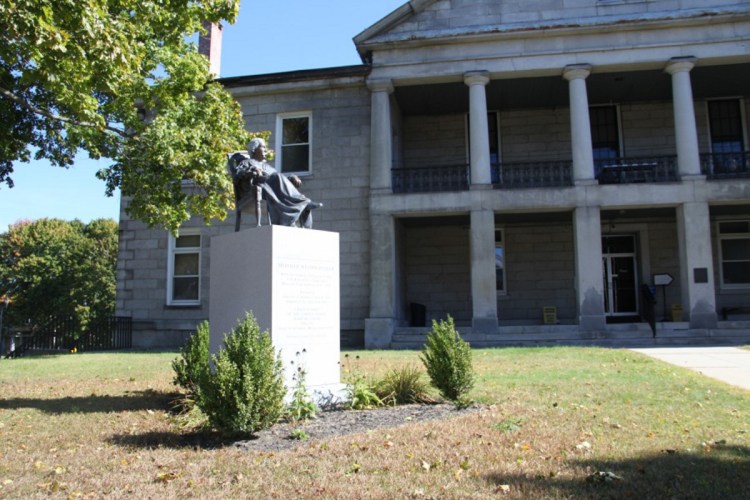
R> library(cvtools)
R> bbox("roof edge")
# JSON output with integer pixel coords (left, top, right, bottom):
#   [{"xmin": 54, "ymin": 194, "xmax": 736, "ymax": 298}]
[
  {"xmin": 217, "ymin": 64, "xmax": 370, "ymax": 88},
  {"xmin": 353, "ymin": 0, "xmax": 437, "ymax": 56}
]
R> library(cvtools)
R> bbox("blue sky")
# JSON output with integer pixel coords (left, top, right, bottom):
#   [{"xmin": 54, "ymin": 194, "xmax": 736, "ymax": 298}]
[{"xmin": 0, "ymin": 0, "xmax": 405, "ymax": 231}]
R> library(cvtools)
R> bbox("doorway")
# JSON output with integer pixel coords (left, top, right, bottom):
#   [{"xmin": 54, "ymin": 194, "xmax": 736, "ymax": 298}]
[{"xmin": 602, "ymin": 235, "xmax": 639, "ymax": 319}]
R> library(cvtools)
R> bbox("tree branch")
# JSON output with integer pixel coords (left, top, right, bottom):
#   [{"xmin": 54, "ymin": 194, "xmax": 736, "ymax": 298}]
[{"xmin": 0, "ymin": 86, "xmax": 132, "ymax": 139}]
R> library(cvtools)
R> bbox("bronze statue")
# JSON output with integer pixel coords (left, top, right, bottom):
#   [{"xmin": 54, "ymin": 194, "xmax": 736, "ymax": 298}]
[{"xmin": 228, "ymin": 138, "xmax": 322, "ymax": 231}]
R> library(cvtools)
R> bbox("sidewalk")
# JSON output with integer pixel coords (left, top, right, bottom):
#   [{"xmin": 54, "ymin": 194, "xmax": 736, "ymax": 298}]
[{"xmin": 631, "ymin": 346, "xmax": 750, "ymax": 391}]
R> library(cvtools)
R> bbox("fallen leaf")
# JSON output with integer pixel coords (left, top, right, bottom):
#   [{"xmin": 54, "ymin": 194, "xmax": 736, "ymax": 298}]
[
  {"xmin": 155, "ymin": 471, "xmax": 180, "ymax": 483},
  {"xmin": 496, "ymin": 484, "xmax": 511, "ymax": 494},
  {"xmin": 421, "ymin": 460, "xmax": 431, "ymax": 471}
]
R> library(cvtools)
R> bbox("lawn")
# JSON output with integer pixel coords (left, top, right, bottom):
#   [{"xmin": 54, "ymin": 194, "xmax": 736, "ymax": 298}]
[{"xmin": 0, "ymin": 347, "xmax": 748, "ymax": 498}]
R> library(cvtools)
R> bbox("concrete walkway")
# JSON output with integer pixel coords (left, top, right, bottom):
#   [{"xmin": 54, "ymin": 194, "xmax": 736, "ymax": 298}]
[{"xmin": 631, "ymin": 346, "xmax": 750, "ymax": 391}]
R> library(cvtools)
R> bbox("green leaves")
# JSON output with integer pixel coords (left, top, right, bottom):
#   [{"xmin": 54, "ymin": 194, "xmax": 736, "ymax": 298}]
[
  {"xmin": 1, "ymin": 0, "xmax": 248, "ymax": 232},
  {"xmin": 0, "ymin": 218, "xmax": 118, "ymax": 330}
]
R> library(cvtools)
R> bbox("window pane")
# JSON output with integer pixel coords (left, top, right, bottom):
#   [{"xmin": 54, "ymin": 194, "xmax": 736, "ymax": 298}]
[
  {"xmin": 723, "ymin": 262, "xmax": 750, "ymax": 284},
  {"xmin": 722, "ymin": 239, "xmax": 750, "ymax": 261},
  {"xmin": 173, "ymin": 277, "xmax": 199, "ymax": 301},
  {"xmin": 282, "ymin": 144, "xmax": 310, "ymax": 172},
  {"xmin": 174, "ymin": 253, "xmax": 199, "ymax": 275},
  {"xmin": 719, "ymin": 221, "xmax": 750, "ymax": 234},
  {"xmin": 176, "ymin": 235, "xmax": 200, "ymax": 248},
  {"xmin": 709, "ymin": 100, "xmax": 744, "ymax": 152},
  {"xmin": 283, "ymin": 117, "xmax": 309, "ymax": 145},
  {"xmin": 602, "ymin": 235, "xmax": 634, "ymax": 254},
  {"xmin": 495, "ymin": 246, "xmax": 504, "ymax": 291}
]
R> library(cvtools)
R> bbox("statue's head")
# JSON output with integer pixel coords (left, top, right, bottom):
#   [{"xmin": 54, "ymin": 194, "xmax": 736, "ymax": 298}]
[{"xmin": 248, "ymin": 137, "xmax": 266, "ymax": 156}]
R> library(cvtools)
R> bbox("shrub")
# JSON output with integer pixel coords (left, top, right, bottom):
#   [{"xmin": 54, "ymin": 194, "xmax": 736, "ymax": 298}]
[
  {"xmin": 198, "ymin": 313, "xmax": 286, "ymax": 436},
  {"xmin": 376, "ymin": 365, "xmax": 434, "ymax": 406},
  {"xmin": 420, "ymin": 315, "xmax": 475, "ymax": 403},
  {"xmin": 172, "ymin": 321, "xmax": 210, "ymax": 399}
]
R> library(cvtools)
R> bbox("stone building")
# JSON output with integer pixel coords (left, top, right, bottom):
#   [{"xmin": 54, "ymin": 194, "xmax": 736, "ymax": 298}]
[{"xmin": 117, "ymin": 0, "xmax": 750, "ymax": 348}]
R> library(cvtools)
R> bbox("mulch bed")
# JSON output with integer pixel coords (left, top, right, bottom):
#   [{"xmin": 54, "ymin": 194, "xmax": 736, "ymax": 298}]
[{"xmin": 233, "ymin": 403, "xmax": 485, "ymax": 453}]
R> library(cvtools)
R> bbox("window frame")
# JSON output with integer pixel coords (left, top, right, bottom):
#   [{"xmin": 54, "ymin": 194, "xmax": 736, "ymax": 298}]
[
  {"xmin": 166, "ymin": 229, "xmax": 202, "ymax": 306},
  {"xmin": 495, "ymin": 227, "xmax": 507, "ymax": 295},
  {"xmin": 275, "ymin": 111, "xmax": 313, "ymax": 175},
  {"xmin": 706, "ymin": 98, "xmax": 747, "ymax": 154},
  {"xmin": 590, "ymin": 104, "xmax": 622, "ymax": 172},
  {"xmin": 717, "ymin": 220, "xmax": 750, "ymax": 290}
]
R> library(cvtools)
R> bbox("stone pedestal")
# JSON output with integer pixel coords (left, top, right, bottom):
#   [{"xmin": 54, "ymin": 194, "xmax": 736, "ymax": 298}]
[{"xmin": 209, "ymin": 225, "xmax": 341, "ymax": 397}]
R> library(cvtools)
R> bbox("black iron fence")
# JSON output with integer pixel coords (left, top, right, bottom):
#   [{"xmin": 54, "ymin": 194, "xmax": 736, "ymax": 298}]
[
  {"xmin": 492, "ymin": 160, "xmax": 573, "ymax": 189},
  {"xmin": 4, "ymin": 316, "xmax": 132, "ymax": 358},
  {"xmin": 392, "ymin": 164, "xmax": 470, "ymax": 193},
  {"xmin": 596, "ymin": 155, "xmax": 678, "ymax": 184},
  {"xmin": 700, "ymin": 151, "xmax": 750, "ymax": 179}
]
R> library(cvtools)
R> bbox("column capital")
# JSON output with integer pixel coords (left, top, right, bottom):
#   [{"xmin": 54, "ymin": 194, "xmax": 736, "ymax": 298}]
[
  {"xmin": 366, "ymin": 79, "xmax": 394, "ymax": 93},
  {"xmin": 665, "ymin": 57, "xmax": 697, "ymax": 75},
  {"xmin": 464, "ymin": 71, "xmax": 490, "ymax": 86},
  {"xmin": 563, "ymin": 64, "xmax": 591, "ymax": 81}
]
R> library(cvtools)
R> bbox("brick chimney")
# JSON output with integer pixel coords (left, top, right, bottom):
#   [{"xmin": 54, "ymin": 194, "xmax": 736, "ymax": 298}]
[{"xmin": 199, "ymin": 21, "xmax": 223, "ymax": 78}]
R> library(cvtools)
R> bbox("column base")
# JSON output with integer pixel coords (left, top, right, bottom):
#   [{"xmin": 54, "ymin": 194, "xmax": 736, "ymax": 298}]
[
  {"xmin": 472, "ymin": 317, "xmax": 498, "ymax": 334},
  {"xmin": 575, "ymin": 179, "xmax": 598, "ymax": 186},
  {"xmin": 364, "ymin": 318, "xmax": 396, "ymax": 349},
  {"xmin": 579, "ymin": 314, "xmax": 606, "ymax": 331},
  {"xmin": 689, "ymin": 311, "xmax": 718, "ymax": 330}
]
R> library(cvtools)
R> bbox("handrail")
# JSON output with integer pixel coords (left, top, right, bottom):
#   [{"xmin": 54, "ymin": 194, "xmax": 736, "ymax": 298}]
[
  {"xmin": 640, "ymin": 284, "xmax": 657, "ymax": 338},
  {"xmin": 392, "ymin": 163, "xmax": 470, "ymax": 193},
  {"xmin": 596, "ymin": 155, "xmax": 678, "ymax": 184},
  {"xmin": 700, "ymin": 151, "xmax": 750, "ymax": 178}
]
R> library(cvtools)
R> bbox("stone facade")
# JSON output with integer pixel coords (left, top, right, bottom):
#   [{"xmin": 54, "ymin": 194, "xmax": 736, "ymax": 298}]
[{"xmin": 117, "ymin": 0, "xmax": 750, "ymax": 348}]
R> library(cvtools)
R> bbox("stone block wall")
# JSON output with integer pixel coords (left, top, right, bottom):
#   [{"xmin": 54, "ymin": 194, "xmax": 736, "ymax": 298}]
[
  {"xmin": 499, "ymin": 222, "xmax": 577, "ymax": 323},
  {"xmin": 116, "ymin": 81, "xmax": 372, "ymax": 347}
]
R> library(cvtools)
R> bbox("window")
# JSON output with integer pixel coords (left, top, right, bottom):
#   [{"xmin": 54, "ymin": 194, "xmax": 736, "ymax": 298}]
[
  {"xmin": 276, "ymin": 112, "xmax": 312, "ymax": 174},
  {"xmin": 708, "ymin": 99, "xmax": 745, "ymax": 154},
  {"xmin": 718, "ymin": 221, "xmax": 750, "ymax": 288},
  {"xmin": 495, "ymin": 228, "xmax": 506, "ymax": 294},
  {"xmin": 167, "ymin": 231, "xmax": 201, "ymax": 305},
  {"xmin": 590, "ymin": 105, "xmax": 621, "ymax": 173}
]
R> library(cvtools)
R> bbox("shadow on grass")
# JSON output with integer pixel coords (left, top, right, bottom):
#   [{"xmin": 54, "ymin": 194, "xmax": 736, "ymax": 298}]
[
  {"xmin": 107, "ymin": 430, "xmax": 240, "ymax": 450},
  {"xmin": 0, "ymin": 389, "xmax": 177, "ymax": 414},
  {"xmin": 485, "ymin": 444, "xmax": 750, "ymax": 499}
]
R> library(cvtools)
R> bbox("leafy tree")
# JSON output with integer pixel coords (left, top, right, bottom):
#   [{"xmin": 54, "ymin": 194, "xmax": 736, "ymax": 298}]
[
  {"xmin": 0, "ymin": 218, "xmax": 118, "ymax": 330},
  {"xmin": 0, "ymin": 1, "xmax": 250, "ymax": 232}
]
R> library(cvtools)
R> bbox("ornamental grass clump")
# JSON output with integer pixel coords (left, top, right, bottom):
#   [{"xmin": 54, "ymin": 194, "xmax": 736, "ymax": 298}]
[
  {"xmin": 420, "ymin": 315, "xmax": 475, "ymax": 404},
  {"xmin": 198, "ymin": 313, "xmax": 286, "ymax": 436},
  {"xmin": 376, "ymin": 364, "xmax": 435, "ymax": 406}
]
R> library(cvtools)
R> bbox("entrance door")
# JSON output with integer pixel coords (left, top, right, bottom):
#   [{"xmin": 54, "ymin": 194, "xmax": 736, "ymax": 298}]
[{"xmin": 602, "ymin": 235, "xmax": 639, "ymax": 317}]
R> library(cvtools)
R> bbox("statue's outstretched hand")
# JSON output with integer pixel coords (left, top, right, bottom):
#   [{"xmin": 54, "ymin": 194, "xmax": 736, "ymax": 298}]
[{"xmin": 290, "ymin": 175, "xmax": 302, "ymax": 188}]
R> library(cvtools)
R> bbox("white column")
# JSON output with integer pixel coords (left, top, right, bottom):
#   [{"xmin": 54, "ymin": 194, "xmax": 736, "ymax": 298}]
[
  {"xmin": 464, "ymin": 71, "xmax": 492, "ymax": 187},
  {"xmin": 470, "ymin": 209, "xmax": 498, "ymax": 333},
  {"xmin": 367, "ymin": 79, "xmax": 394, "ymax": 190},
  {"xmin": 676, "ymin": 202, "xmax": 717, "ymax": 328},
  {"xmin": 573, "ymin": 206, "xmax": 606, "ymax": 330},
  {"xmin": 665, "ymin": 58, "xmax": 702, "ymax": 178},
  {"xmin": 365, "ymin": 214, "xmax": 398, "ymax": 348},
  {"xmin": 563, "ymin": 65, "xmax": 595, "ymax": 184}
]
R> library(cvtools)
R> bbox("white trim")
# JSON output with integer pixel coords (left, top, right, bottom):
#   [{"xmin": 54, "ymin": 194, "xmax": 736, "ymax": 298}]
[
  {"xmin": 166, "ymin": 229, "xmax": 202, "ymax": 306},
  {"xmin": 275, "ymin": 111, "xmax": 313, "ymax": 175},
  {"xmin": 717, "ymin": 220, "xmax": 750, "ymax": 290}
]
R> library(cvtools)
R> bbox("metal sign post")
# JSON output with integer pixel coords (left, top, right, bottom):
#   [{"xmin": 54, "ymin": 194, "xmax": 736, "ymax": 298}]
[{"xmin": 653, "ymin": 273, "xmax": 674, "ymax": 321}]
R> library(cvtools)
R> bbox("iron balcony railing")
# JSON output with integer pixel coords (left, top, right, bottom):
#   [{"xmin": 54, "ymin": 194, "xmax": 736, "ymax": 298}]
[
  {"xmin": 392, "ymin": 164, "xmax": 470, "ymax": 193},
  {"xmin": 700, "ymin": 151, "xmax": 750, "ymax": 179},
  {"xmin": 595, "ymin": 155, "xmax": 678, "ymax": 184},
  {"xmin": 491, "ymin": 160, "xmax": 573, "ymax": 189}
]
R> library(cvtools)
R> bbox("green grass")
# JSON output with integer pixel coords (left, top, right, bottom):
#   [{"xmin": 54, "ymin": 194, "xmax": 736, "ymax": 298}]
[{"xmin": 0, "ymin": 347, "xmax": 748, "ymax": 499}]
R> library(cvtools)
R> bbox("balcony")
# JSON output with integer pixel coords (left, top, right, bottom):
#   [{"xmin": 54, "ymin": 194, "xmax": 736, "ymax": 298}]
[
  {"xmin": 392, "ymin": 164, "xmax": 470, "ymax": 193},
  {"xmin": 596, "ymin": 156, "xmax": 678, "ymax": 184},
  {"xmin": 492, "ymin": 160, "xmax": 572, "ymax": 189},
  {"xmin": 701, "ymin": 152, "xmax": 750, "ymax": 180}
]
